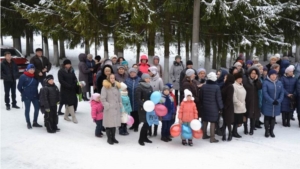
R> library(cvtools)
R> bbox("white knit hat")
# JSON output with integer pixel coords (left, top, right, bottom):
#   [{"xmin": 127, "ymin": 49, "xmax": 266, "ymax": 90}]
[
  {"xmin": 234, "ymin": 62, "xmax": 242, "ymax": 67},
  {"xmin": 120, "ymin": 82, "xmax": 127, "ymax": 90},
  {"xmin": 148, "ymin": 66, "xmax": 158, "ymax": 75},
  {"xmin": 110, "ymin": 55, "xmax": 118, "ymax": 59},
  {"xmin": 274, "ymin": 53, "xmax": 280, "ymax": 59},
  {"xmin": 285, "ymin": 65, "xmax": 295, "ymax": 73},
  {"xmin": 207, "ymin": 72, "xmax": 217, "ymax": 81},
  {"xmin": 183, "ymin": 89, "xmax": 194, "ymax": 101},
  {"xmin": 185, "ymin": 69, "xmax": 195, "ymax": 76}
]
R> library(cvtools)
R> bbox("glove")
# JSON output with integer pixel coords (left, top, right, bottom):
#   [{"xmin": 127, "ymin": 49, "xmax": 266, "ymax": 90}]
[
  {"xmin": 273, "ymin": 100, "xmax": 279, "ymax": 105},
  {"xmin": 45, "ymin": 109, "xmax": 50, "ymax": 112}
]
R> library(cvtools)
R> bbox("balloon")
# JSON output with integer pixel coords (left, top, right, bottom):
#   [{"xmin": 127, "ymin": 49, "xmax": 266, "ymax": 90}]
[
  {"xmin": 121, "ymin": 112, "xmax": 128, "ymax": 123},
  {"xmin": 170, "ymin": 124, "xmax": 181, "ymax": 137},
  {"xmin": 192, "ymin": 129, "xmax": 203, "ymax": 139},
  {"xmin": 150, "ymin": 91, "xmax": 162, "ymax": 104},
  {"xmin": 154, "ymin": 104, "xmax": 167, "ymax": 116},
  {"xmin": 127, "ymin": 115, "xmax": 134, "ymax": 126},
  {"xmin": 146, "ymin": 111, "xmax": 159, "ymax": 126},
  {"xmin": 190, "ymin": 119, "xmax": 201, "ymax": 131},
  {"xmin": 143, "ymin": 100, "xmax": 155, "ymax": 112},
  {"xmin": 181, "ymin": 124, "xmax": 192, "ymax": 139}
]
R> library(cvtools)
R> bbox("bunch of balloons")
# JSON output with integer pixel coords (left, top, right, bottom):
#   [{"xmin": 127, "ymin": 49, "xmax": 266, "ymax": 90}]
[
  {"xmin": 143, "ymin": 91, "xmax": 168, "ymax": 117},
  {"xmin": 170, "ymin": 119, "xmax": 203, "ymax": 139}
]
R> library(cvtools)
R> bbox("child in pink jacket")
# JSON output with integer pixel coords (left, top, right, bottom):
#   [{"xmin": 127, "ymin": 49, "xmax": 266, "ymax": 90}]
[{"xmin": 91, "ymin": 93, "xmax": 104, "ymax": 137}]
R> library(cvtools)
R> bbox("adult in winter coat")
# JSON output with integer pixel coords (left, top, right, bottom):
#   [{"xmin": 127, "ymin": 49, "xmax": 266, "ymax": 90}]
[
  {"xmin": 111, "ymin": 55, "xmax": 119, "ymax": 74},
  {"xmin": 232, "ymin": 73, "xmax": 247, "ymax": 138},
  {"xmin": 169, "ymin": 55, "xmax": 184, "ymax": 105},
  {"xmin": 58, "ymin": 59, "xmax": 78, "ymax": 124},
  {"xmin": 280, "ymin": 65, "xmax": 297, "ymax": 127},
  {"xmin": 181, "ymin": 69, "xmax": 200, "ymax": 118},
  {"xmin": 86, "ymin": 54, "xmax": 95, "ymax": 97},
  {"xmin": 78, "ymin": 53, "xmax": 92, "ymax": 101},
  {"xmin": 279, "ymin": 58, "xmax": 290, "ymax": 77},
  {"xmin": 1, "ymin": 51, "xmax": 20, "ymax": 110},
  {"xmin": 17, "ymin": 64, "xmax": 41, "ymax": 129},
  {"xmin": 138, "ymin": 54, "xmax": 150, "ymax": 74},
  {"xmin": 29, "ymin": 48, "xmax": 52, "ymax": 86},
  {"xmin": 221, "ymin": 74, "xmax": 235, "ymax": 141},
  {"xmin": 115, "ymin": 65, "xmax": 128, "ymax": 83},
  {"xmin": 148, "ymin": 66, "xmax": 164, "ymax": 136},
  {"xmin": 200, "ymin": 72, "xmax": 223, "ymax": 143},
  {"xmin": 96, "ymin": 65, "xmax": 114, "ymax": 94},
  {"xmin": 152, "ymin": 56, "xmax": 163, "ymax": 78},
  {"xmin": 196, "ymin": 68, "xmax": 207, "ymax": 85},
  {"xmin": 217, "ymin": 68, "xmax": 228, "ymax": 88},
  {"xmin": 242, "ymin": 66, "xmax": 262, "ymax": 135},
  {"xmin": 40, "ymin": 75, "xmax": 60, "ymax": 133},
  {"xmin": 266, "ymin": 56, "xmax": 277, "ymax": 72},
  {"xmin": 100, "ymin": 74, "xmax": 122, "ymax": 145},
  {"xmin": 262, "ymin": 70, "xmax": 284, "ymax": 138},
  {"xmin": 124, "ymin": 68, "xmax": 141, "ymax": 131},
  {"xmin": 135, "ymin": 74, "xmax": 154, "ymax": 146},
  {"xmin": 179, "ymin": 60, "xmax": 198, "ymax": 103},
  {"xmin": 296, "ymin": 77, "xmax": 300, "ymax": 127}
]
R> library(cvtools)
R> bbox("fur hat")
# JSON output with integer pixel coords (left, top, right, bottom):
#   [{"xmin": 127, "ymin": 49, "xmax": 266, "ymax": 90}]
[
  {"xmin": 120, "ymin": 82, "xmax": 127, "ymax": 90},
  {"xmin": 234, "ymin": 73, "xmax": 243, "ymax": 80},
  {"xmin": 148, "ymin": 66, "xmax": 158, "ymax": 75},
  {"xmin": 207, "ymin": 72, "xmax": 217, "ymax": 81},
  {"xmin": 185, "ymin": 69, "xmax": 195, "ymax": 76},
  {"xmin": 183, "ymin": 89, "xmax": 194, "ymax": 101},
  {"xmin": 285, "ymin": 65, "xmax": 295, "ymax": 73},
  {"xmin": 186, "ymin": 60, "xmax": 193, "ymax": 66},
  {"xmin": 63, "ymin": 59, "xmax": 71, "ymax": 66}
]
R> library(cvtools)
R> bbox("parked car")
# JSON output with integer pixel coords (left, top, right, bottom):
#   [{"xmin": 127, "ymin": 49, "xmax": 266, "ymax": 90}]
[{"xmin": 0, "ymin": 46, "xmax": 29, "ymax": 75}]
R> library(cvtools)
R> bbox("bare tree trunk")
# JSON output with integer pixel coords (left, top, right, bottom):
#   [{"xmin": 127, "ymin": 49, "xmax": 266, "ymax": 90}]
[
  {"xmin": 185, "ymin": 36, "xmax": 190, "ymax": 61},
  {"xmin": 148, "ymin": 27, "xmax": 155, "ymax": 61},
  {"xmin": 204, "ymin": 38, "xmax": 211, "ymax": 72},
  {"xmin": 230, "ymin": 49, "xmax": 234, "ymax": 67},
  {"xmin": 43, "ymin": 35, "xmax": 49, "ymax": 59},
  {"xmin": 53, "ymin": 39, "xmax": 59, "ymax": 67},
  {"xmin": 13, "ymin": 36, "xmax": 22, "ymax": 52},
  {"xmin": 85, "ymin": 40, "xmax": 90, "ymax": 54},
  {"xmin": 26, "ymin": 30, "xmax": 30, "ymax": 57},
  {"xmin": 177, "ymin": 26, "xmax": 181, "ymax": 55},
  {"xmin": 1, "ymin": 34, "xmax": 3, "ymax": 45},
  {"xmin": 30, "ymin": 31, "xmax": 34, "ymax": 53},
  {"xmin": 212, "ymin": 39, "xmax": 217, "ymax": 70},
  {"xmin": 59, "ymin": 39, "xmax": 66, "ymax": 59},
  {"xmin": 296, "ymin": 45, "xmax": 300, "ymax": 62},
  {"xmin": 263, "ymin": 45, "xmax": 268, "ymax": 61},
  {"xmin": 136, "ymin": 43, "xmax": 141, "ymax": 64},
  {"xmin": 191, "ymin": 0, "xmax": 200, "ymax": 68},
  {"xmin": 94, "ymin": 37, "xmax": 98, "ymax": 57},
  {"xmin": 164, "ymin": 11, "xmax": 171, "ymax": 82},
  {"xmin": 103, "ymin": 32, "xmax": 109, "ymax": 59}
]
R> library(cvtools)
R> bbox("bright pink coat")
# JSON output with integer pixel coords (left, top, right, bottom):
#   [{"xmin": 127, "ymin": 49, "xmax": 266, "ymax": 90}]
[{"xmin": 91, "ymin": 100, "xmax": 104, "ymax": 120}]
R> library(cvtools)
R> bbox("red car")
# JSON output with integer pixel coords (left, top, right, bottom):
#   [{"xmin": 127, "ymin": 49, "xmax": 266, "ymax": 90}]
[{"xmin": 0, "ymin": 46, "xmax": 29, "ymax": 75}]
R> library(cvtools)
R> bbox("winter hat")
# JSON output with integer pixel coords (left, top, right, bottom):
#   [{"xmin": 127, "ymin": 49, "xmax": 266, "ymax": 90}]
[
  {"xmin": 252, "ymin": 56, "xmax": 259, "ymax": 62},
  {"xmin": 234, "ymin": 73, "xmax": 243, "ymax": 80},
  {"xmin": 246, "ymin": 60, "xmax": 253, "ymax": 66},
  {"xmin": 153, "ymin": 56, "xmax": 160, "ymax": 61},
  {"xmin": 263, "ymin": 66, "xmax": 268, "ymax": 71},
  {"xmin": 128, "ymin": 67, "xmax": 137, "ymax": 74},
  {"xmin": 26, "ymin": 64, "xmax": 35, "ymax": 71},
  {"xmin": 175, "ymin": 55, "xmax": 181, "ymax": 60},
  {"xmin": 110, "ymin": 55, "xmax": 118, "ymax": 59},
  {"xmin": 63, "ymin": 59, "xmax": 71, "ymax": 66},
  {"xmin": 148, "ymin": 66, "xmax": 158, "ymax": 75},
  {"xmin": 229, "ymin": 66, "xmax": 238, "ymax": 74},
  {"xmin": 185, "ymin": 69, "xmax": 195, "ymax": 77},
  {"xmin": 197, "ymin": 68, "xmax": 206, "ymax": 74},
  {"xmin": 183, "ymin": 89, "xmax": 194, "ymax": 101},
  {"xmin": 162, "ymin": 85, "xmax": 170, "ymax": 92},
  {"xmin": 95, "ymin": 55, "xmax": 101, "ymax": 62},
  {"xmin": 117, "ymin": 65, "xmax": 125, "ymax": 70},
  {"xmin": 35, "ymin": 48, "xmax": 43, "ymax": 52},
  {"xmin": 269, "ymin": 56, "xmax": 277, "ymax": 61},
  {"xmin": 207, "ymin": 72, "xmax": 217, "ymax": 81},
  {"xmin": 45, "ymin": 75, "xmax": 54, "ymax": 82},
  {"xmin": 268, "ymin": 69, "xmax": 277, "ymax": 76},
  {"xmin": 165, "ymin": 83, "xmax": 173, "ymax": 89},
  {"xmin": 186, "ymin": 60, "xmax": 193, "ymax": 66},
  {"xmin": 234, "ymin": 62, "xmax": 242, "ymax": 67},
  {"xmin": 103, "ymin": 59, "xmax": 113, "ymax": 66},
  {"xmin": 140, "ymin": 54, "xmax": 148, "ymax": 61},
  {"xmin": 274, "ymin": 53, "xmax": 281, "ymax": 59},
  {"xmin": 121, "ymin": 60, "xmax": 128, "ymax": 66},
  {"xmin": 91, "ymin": 93, "xmax": 101, "ymax": 102},
  {"xmin": 141, "ymin": 73, "xmax": 150, "ymax": 80},
  {"xmin": 120, "ymin": 82, "xmax": 127, "ymax": 90},
  {"xmin": 285, "ymin": 65, "xmax": 295, "ymax": 73}
]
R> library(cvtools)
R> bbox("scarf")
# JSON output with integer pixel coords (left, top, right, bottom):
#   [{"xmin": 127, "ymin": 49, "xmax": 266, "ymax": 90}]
[
  {"xmin": 248, "ymin": 76, "xmax": 254, "ymax": 85},
  {"xmin": 24, "ymin": 71, "xmax": 34, "ymax": 78}
]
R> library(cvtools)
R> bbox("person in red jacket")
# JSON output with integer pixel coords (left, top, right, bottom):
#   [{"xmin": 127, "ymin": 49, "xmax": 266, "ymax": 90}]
[{"xmin": 138, "ymin": 54, "xmax": 150, "ymax": 74}]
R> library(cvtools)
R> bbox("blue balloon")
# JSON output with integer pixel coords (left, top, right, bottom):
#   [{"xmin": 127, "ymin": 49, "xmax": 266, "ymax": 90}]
[
  {"xmin": 146, "ymin": 111, "xmax": 159, "ymax": 126},
  {"xmin": 181, "ymin": 124, "xmax": 192, "ymax": 139},
  {"xmin": 150, "ymin": 91, "xmax": 162, "ymax": 104}
]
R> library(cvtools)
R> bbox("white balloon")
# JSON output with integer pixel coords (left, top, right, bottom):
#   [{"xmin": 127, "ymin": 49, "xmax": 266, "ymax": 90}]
[
  {"xmin": 190, "ymin": 119, "xmax": 201, "ymax": 131},
  {"xmin": 143, "ymin": 100, "xmax": 155, "ymax": 112},
  {"xmin": 121, "ymin": 112, "xmax": 128, "ymax": 123}
]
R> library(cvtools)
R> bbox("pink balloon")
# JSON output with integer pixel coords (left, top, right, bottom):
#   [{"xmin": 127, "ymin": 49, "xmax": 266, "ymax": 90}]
[
  {"xmin": 127, "ymin": 115, "xmax": 134, "ymax": 126},
  {"xmin": 154, "ymin": 104, "xmax": 168, "ymax": 116}
]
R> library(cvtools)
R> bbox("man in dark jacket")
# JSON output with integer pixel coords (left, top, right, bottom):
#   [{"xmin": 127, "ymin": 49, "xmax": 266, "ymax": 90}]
[
  {"xmin": 179, "ymin": 60, "xmax": 198, "ymax": 103},
  {"xmin": 1, "ymin": 51, "xmax": 20, "ymax": 110},
  {"xmin": 30, "ymin": 48, "xmax": 52, "ymax": 86}
]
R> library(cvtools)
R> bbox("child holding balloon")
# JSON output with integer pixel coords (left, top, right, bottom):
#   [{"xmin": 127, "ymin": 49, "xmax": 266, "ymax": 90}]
[
  {"xmin": 159, "ymin": 86, "xmax": 176, "ymax": 142},
  {"xmin": 119, "ymin": 82, "xmax": 132, "ymax": 136},
  {"xmin": 90, "ymin": 93, "xmax": 104, "ymax": 137},
  {"xmin": 178, "ymin": 89, "xmax": 198, "ymax": 146}
]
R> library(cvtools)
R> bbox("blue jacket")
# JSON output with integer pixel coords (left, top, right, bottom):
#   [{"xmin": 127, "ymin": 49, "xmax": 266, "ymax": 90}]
[
  {"xmin": 296, "ymin": 77, "xmax": 300, "ymax": 114},
  {"xmin": 280, "ymin": 75, "xmax": 297, "ymax": 112},
  {"xmin": 17, "ymin": 73, "xmax": 39, "ymax": 101},
  {"xmin": 258, "ymin": 78, "xmax": 263, "ymax": 109},
  {"xmin": 217, "ymin": 69, "xmax": 228, "ymax": 88},
  {"xmin": 159, "ymin": 94, "xmax": 175, "ymax": 121},
  {"xmin": 124, "ymin": 76, "xmax": 141, "ymax": 111},
  {"xmin": 279, "ymin": 60, "xmax": 290, "ymax": 77},
  {"xmin": 121, "ymin": 95, "xmax": 132, "ymax": 114},
  {"xmin": 262, "ymin": 77, "xmax": 284, "ymax": 117}
]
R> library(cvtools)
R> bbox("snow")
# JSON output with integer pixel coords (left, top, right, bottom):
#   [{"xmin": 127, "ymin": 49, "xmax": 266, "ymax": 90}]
[{"xmin": 1, "ymin": 36, "xmax": 300, "ymax": 169}]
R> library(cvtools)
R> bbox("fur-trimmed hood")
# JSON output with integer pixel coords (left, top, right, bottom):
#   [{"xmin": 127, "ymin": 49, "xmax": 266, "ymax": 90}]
[{"xmin": 103, "ymin": 79, "xmax": 121, "ymax": 89}]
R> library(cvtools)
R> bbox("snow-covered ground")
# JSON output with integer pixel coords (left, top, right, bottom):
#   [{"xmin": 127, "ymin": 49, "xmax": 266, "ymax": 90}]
[{"xmin": 1, "ymin": 36, "xmax": 300, "ymax": 169}]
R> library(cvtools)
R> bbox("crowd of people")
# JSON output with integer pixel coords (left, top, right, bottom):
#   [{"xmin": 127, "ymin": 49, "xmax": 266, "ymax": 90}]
[{"xmin": 2, "ymin": 48, "xmax": 300, "ymax": 146}]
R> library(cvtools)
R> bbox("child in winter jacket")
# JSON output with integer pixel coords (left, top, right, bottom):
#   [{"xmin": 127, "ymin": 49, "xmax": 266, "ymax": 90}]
[
  {"xmin": 178, "ymin": 89, "xmax": 198, "ymax": 146},
  {"xmin": 159, "ymin": 86, "xmax": 175, "ymax": 142},
  {"xmin": 40, "ymin": 75, "xmax": 60, "ymax": 133},
  {"xmin": 165, "ymin": 83, "xmax": 177, "ymax": 125},
  {"xmin": 91, "ymin": 93, "xmax": 104, "ymax": 137},
  {"xmin": 119, "ymin": 82, "xmax": 132, "ymax": 136}
]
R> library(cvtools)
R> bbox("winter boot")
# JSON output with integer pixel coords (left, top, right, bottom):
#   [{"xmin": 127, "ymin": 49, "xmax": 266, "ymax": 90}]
[
  {"xmin": 119, "ymin": 124, "xmax": 125, "ymax": 135},
  {"xmin": 243, "ymin": 121, "xmax": 248, "ymax": 135},
  {"xmin": 281, "ymin": 113, "xmax": 287, "ymax": 127},
  {"xmin": 227, "ymin": 130, "xmax": 232, "ymax": 141},
  {"xmin": 298, "ymin": 115, "xmax": 300, "ymax": 128},
  {"xmin": 270, "ymin": 118, "xmax": 276, "ymax": 138},
  {"xmin": 153, "ymin": 125, "xmax": 158, "ymax": 136},
  {"xmin": 286, "ymin": 113, "xmax": 291, "ymax": 127},
  {"xmin": 188, "ymin": 139, "xmax": 193, "ymax": 146},
  {"xmin": 68, "ymin": 106, "xmax": 78, "ymax": 124},
  {"xmin": 148, "ymin": 126, "xmax": 152, "ymax": 136},
  {"xmin": 124, "ymin": 124, "xmax": 129, "ymax": 135},
  {"xmin": 249, "ymin": 119, "xmax": 255, "ymax": 135},
  {"xmin": 64, "ymin": 106, "xmax": 71, "ymax": 121},
  {"xmin": 291, "ymin": 113, "xmax": 295, "ymax": 121},
  {"xmin": 161, "ymin": 137, "xmax": 169, "ymax": 142},
  {"xmin": 222, "ymin": 124, "xmax": 226, "ymax": 141},
  {"xmin": 202, "ymin": 121, "xmax": 210, "ymax": 139},
  {"xmin": 215, "ymin": 121, "xmax": 223, "ymax": 136},
  {"xmin": 210, "ymin": 123, "xmax": 219, "ymax": 143},
  {"xmin": 82, "ymin": 93, "xmax": 89, "ymax": 101},
  {"xmin": 32, "ymin": 122, "xmax": 42, "ymax": 127},
  {"xmin": 182, "ymin": 139, "xmax": 187, "ymax": 146},
  {"xmin": 102, "ymin": 127, "xmax": 106, "ymax": 132},
  {"xmin": 138, "ymin": 129, "xmax": 146, "ymax": 146},
  {"xmin": 255, "ymin": 120, "xmax": 262, "ymax": 129},
  {"xmin": 232, "ymin": 124, "xmax": 242, "ymax": 138},
  {"xmin": 112, "ymin": 127, "xmax": 119, "ymax": 144},
  {"xmin": 106, "ymin": 128, "xmax": 114, "ymax": 145},
  {"xmin": 264, "ymin": 118, "xmax": 270, "ymax": 138},
  {"xmin": 27, "ymin": 123, "xmax": 32, "ymax": 129}
]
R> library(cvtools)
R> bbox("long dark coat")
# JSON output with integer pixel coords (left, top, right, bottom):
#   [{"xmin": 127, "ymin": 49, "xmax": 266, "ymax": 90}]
[
  {"xmin": 30, "ymin": 55, "xmax": 52, "ymax": 80},
  {"xmin": 58, "ymin": 67, "xmax": 78, "ymax": 106},
  {"xmin": 135, "ymin": 80, "xmax": 153, "ymax": 123},
  {"xmin": 182, "ymin": 78, "xmax": 201, "ymax": 117},
  {"xmin": 96, "ymin": 65, "xmax": 114, "ymax": 94},
  {"xmin": 78, "ymin": 53, "xmax": 91, "ymax": 93},
  {"xmin": 221, "ymin": 74, "xmax": 235, "ymax": 124},
  {"xmin": 242, "ymin": 67, "xmax": 262, "ymax": 119}
]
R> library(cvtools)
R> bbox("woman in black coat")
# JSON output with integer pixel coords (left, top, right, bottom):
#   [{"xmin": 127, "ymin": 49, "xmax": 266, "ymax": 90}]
[
  {"xmin": 200, "ymin": 72, "xmax": 223, "ymax": 143},
  {"xmin": 242, "ymin": 66, "xmax": 262, "ymax": 135},
  {"xmin": 135, "ymin": 73, "xmax": 154, "ymax": 146},
  {"xmin": 221, "ymin": 74, "xmax": 235, "ymax": 141},
  {"xmin": 96, "ymin": 65, "xmax": 114, "ymax": 94}
]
